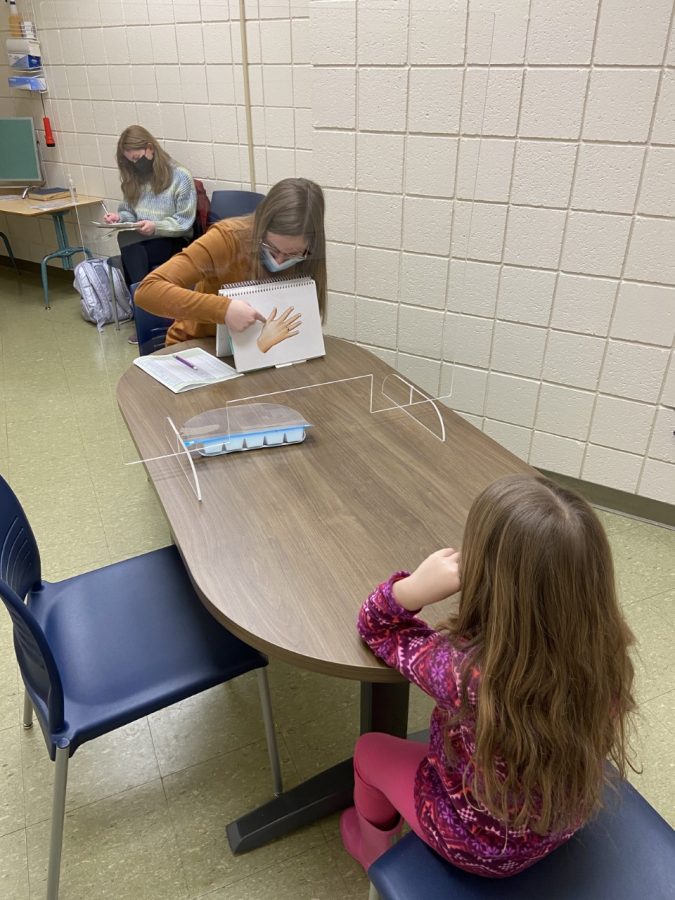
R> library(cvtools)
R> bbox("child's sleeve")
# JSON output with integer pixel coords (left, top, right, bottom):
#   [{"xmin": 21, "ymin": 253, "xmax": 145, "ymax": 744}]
[
  {"xmin": 358, "ymin": 574, "xmax": 464, "ymax": 710},
  {"xmin": 134, "ymin": 224, "xmax": 234, "ymax": 323}
]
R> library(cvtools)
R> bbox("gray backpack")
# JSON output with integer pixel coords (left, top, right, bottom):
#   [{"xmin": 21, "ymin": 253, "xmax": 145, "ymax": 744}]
[{"xmin": 74, "ymin": 257, "xmax": 132, "ymax": 330}]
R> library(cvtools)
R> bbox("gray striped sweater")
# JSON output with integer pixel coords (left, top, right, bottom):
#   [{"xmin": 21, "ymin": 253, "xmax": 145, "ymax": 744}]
[{"xmin": 117, "ymin": 164, "xmax": 197, "ymax": 236}]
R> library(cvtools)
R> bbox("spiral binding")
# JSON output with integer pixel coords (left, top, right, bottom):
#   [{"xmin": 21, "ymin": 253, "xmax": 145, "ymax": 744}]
[{"xmin": 218, "ymin": 275, "xmax": 314, "ymax": 298}]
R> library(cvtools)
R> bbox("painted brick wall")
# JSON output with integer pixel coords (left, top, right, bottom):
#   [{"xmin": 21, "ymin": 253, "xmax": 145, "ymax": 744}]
[
  {"xmin": 312, "ymin": 0, "xmax": 675, "ymax": 505},
  {"xmin": 0, "ymin": 0, "xmax": 673, "ymax": 503}
]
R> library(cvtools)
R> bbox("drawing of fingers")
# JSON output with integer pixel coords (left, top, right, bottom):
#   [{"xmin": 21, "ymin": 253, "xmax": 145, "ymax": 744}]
[{"xmin": 256, "ymin": 305, "xmax": 303, "ymax": 353}]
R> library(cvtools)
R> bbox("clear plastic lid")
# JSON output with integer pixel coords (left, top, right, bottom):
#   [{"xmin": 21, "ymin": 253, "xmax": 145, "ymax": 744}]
[{"xmin": 180, "ymin": 402, "xmax": 311, "ymax": 454}]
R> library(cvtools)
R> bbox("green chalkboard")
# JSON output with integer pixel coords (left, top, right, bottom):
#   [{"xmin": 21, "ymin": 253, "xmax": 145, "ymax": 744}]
[{"xmin": 0, "ymin": 117, "xmax": 42, "ymax": 184}]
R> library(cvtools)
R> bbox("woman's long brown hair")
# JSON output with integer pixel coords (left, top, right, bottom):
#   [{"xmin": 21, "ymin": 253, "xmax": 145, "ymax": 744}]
[
  {"xmin": 250, "ymin": 178, "xmax": 327, "ymax": 318},
  {"xmin": 443, "ymin": 474, "xmax": 636, "ymax": 834},
  {"xmin": 116, "ymin": 125, "xmax": 174, "ymax": 207}
]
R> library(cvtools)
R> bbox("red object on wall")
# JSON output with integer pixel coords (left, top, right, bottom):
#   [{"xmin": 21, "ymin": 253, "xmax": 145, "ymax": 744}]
[{"xmin": 43, "ymin": 116, "xmax": 55, "ymax": 147}]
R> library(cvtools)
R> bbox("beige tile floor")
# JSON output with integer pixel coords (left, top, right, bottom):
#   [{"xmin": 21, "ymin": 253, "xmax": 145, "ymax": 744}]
[{"xmin": 0, "ymin": 267, "xmax": 673, "ymax": 899}]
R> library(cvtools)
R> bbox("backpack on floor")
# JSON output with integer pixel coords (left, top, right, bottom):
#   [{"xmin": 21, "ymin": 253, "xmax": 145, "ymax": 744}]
[{"xmin": 74, "ymin": 257, "xmax": 132, "ymax": 330}]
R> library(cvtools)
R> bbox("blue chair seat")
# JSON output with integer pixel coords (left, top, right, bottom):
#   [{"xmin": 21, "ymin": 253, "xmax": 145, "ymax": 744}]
[
  {"xmin": 32, "ymin": 546, "xmax": 266, "ymax": 756},
  {"xmin": 0, "ymin": 475, "xmax": 282, "ymax": 899},
  {"xmin": 368, "ymin": 777, "xmax": 675, "ymax": 900}
]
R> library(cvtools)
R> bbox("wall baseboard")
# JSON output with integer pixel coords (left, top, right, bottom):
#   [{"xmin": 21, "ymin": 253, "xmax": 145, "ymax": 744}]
[{"xmin": 537, "ymin": 469, "xmax": 674, "ymax": 530}]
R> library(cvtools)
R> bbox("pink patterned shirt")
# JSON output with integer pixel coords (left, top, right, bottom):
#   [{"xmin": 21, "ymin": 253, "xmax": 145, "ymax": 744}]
[{"xmin": 358, "ymin": 573, "xmax": 579, "ymax": 877}]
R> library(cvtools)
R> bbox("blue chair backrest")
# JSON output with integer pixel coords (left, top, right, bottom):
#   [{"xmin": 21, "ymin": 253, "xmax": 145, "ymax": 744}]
[
  {"xmin": 0, "ymin": 476, "xmax": 65, "ymax": 739},
  {"xmin": 131, "ymin": 283, "xmax": 174, "ymax": 356},
  {"xmin": 208, "ymin": 190, "xmax": 265, "ymax": 225}
]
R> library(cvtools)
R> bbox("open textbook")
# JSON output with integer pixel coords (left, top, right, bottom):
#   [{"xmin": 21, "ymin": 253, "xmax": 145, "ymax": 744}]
[{"xmin": 133, "ymin": 347, "xmax": 242, "ymax": 393}]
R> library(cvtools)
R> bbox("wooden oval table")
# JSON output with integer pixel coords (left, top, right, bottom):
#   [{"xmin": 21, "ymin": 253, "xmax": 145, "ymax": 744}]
[{"xmin": 117, "ymin": 336, "xmax": 530, "ymax": 851}]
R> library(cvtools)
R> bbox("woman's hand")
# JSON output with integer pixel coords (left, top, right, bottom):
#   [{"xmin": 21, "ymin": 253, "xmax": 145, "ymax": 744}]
[
  {"xmin": 256, "ymin": 306, "xmax": 302, "ymax": 353},
  {"xmin": 225, "ymin": 298, "xmax": 267, "ymax": 332},
  {"xmin": 137, "ymin": 220, "xmax": 156, "ymax": 236},
  {"xmin": 103, "ymin": 212, "xmax": 120, "ymax": 224},
  {"xmin": 392, "ymin": 549, "xmax": 461, "ymax": 611}
]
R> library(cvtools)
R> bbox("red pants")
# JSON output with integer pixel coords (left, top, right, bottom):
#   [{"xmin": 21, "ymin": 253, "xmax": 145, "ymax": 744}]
[{"xmin": 354, "ymin": 732, "xmax": 429, "ymax": 840}]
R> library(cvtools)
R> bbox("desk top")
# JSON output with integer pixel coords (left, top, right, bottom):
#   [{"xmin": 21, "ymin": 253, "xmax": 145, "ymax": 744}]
[
  {"xmin": 117, "ymin": 337, "xmax": 531, "ymax": 681},
  {"xmin": 0, "ymin": 194, "xmax": 101, "ymax": 217}
]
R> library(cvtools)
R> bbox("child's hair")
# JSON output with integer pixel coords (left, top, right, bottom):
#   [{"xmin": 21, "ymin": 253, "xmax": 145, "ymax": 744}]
[
  {"xmin": 116, "ymin": 125, "xmax": 174, "ymax": 207},
  {"xmin": 250, "ymin": 178, "xmax": 327, "ymax": 318},
  {"xmin": 444, "ymin": 474, "xmax": 636, "ymax": 834}
]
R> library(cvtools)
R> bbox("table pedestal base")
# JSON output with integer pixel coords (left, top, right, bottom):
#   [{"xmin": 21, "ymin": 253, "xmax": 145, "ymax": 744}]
[{"xmin": 227, "ymin": 680, "xmax": 410, "ymax": 854}]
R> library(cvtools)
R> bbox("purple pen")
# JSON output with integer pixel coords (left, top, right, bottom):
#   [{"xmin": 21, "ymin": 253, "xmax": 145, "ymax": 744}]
[{"xmin": 174, "ymin": 354, "xmax": 198, "ymax": 370}]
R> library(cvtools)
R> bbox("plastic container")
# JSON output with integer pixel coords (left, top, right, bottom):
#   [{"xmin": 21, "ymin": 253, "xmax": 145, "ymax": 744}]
[
  {"xmin": 21, "ymin": 20, "xmax": 37, "ymax": 40},
  {"xmin": 180, "ymin": 402, "xmax": 312, "ymax": 456},
  {"xmin": 8, "ymin": 1, "xmax": 22, "ymax": 37},
  {"xmin": 6, "ymin": 39, "xmax": 42, "ymax": 71}
]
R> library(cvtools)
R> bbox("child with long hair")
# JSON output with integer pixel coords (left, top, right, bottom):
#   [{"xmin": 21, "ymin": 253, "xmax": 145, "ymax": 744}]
[
  {"xmin": 135, "ymin": 177, "xmax": 327, "ymax": 346},
  {"xmin": 341, "ymin": 474, "xmax": 636, "ymax": 877}
]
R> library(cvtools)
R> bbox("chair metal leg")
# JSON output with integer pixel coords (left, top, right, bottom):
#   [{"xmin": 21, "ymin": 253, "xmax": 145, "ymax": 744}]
[
  {"xmin": 256, "ymin": 668, "xmax": 283, "ymax": 797},
  {"xmin": 48, "ymin": 745, "xmax": 69, "ymax": 900},
  {"xmin": 22, "ymin": 690, "xmax": 33, "ymax": 728},
  {"xmin": 368, "ymin": 884, "xmax": 380, "ymax": 900}
]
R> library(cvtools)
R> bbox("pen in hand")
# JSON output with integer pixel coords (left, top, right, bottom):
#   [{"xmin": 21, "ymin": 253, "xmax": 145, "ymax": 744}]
[
  {"xmin": 174, "ymin": 354, "xmax": 199, "ymax": 371},
  {"xmin": 101, "ymin": 200, "xmax": 109, "ymax": 215}
]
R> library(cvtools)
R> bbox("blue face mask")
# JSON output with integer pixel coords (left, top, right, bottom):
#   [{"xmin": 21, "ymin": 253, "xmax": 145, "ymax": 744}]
[{"xmin": 261, "ymin": 246, "xmax": 305, "ymax": 273}]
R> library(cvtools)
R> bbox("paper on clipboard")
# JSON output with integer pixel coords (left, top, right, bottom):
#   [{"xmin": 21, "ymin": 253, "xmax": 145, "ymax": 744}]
[{"xmin": 91, "ymin": 221, "xmax": 142, "ymax": 230}]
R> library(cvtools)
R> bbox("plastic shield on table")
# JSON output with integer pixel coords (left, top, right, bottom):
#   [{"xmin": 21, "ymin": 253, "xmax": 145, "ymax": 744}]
[
  {"xmin": 375, "ymin": 373, "xmax": 446, "ymax": 443},
  {"xmin": 163, "ymin": 416, "xmax": 203, "ymax": 501}
]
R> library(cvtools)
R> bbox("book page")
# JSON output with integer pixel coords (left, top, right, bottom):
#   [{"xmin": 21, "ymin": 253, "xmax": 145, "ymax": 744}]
[
  {"xmin": 133, "ymin": 348, "xmax": 241, "ymax": 393},
  {"xmin": 220, "ymin": 277, "xmax": 325, "ymax": 373},
  {"xmin": 91, "ymin": 221, "xmax": 142, "ymax": 229}
]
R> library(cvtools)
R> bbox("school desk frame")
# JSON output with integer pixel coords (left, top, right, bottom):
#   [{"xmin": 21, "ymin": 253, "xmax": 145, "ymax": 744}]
[
  {"xmin": 117, "ymin": 336, "xmax": 531, "ymax": 853},
  {"xmin": 0, "ymin": 194, "xmax": 99, "ymax": 307}
]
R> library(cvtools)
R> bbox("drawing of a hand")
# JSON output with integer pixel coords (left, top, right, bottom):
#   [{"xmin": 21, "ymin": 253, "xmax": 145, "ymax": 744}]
[{"xmin": 256, "ymin": 306, "xmax": 302, "ymax": 353}]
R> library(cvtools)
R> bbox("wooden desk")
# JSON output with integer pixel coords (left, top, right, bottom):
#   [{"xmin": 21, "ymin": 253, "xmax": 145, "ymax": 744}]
[
  {"xmin": 117, "ymin": 336, "xmax": 531, "ymax": 849},
  {"xmin": 0, "ymin": 193, "xmax": 101, "ymax": 307}
]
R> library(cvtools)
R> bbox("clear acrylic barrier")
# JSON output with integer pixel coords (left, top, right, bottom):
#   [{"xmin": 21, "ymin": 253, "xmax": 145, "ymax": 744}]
[{"xmin": 125, "ymin": 372, "xmax": 451, "ymax": 502}]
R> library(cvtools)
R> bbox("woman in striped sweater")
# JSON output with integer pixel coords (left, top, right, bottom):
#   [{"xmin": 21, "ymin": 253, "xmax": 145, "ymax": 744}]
[{"xmin": 104, "ymin": 125, "xmax": 197, "ymax": 289}]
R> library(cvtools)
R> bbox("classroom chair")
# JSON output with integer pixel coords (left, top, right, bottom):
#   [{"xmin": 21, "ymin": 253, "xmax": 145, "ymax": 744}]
[
  {"xmin": 367, "ymin": 776, "xmax": 675, "ymax": 900},
  {"xmin": 131, "ymin": 281, "xmax": 173, "ymax": 356},
  {"xmin": 207, "ymin": 189, "xmax": 265, "ymax": 225},
  {"xmin": 0, "ymin": 474, "xmax": 283, "ymax": 900}
]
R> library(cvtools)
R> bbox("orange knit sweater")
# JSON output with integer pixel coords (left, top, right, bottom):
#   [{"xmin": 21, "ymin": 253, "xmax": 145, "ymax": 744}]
[{"xmin": 134, "ymin": 216, "xmax": 254, "ymax": 345}]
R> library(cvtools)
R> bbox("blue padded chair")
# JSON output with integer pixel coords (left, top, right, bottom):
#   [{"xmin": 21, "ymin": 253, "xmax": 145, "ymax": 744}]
[
  {"xmin": 0, "ymin": 475, "xmax": 283, "ymax": 900},
  {"xmin": 130, "ymin": 282, "xmax": 173, "ymax": 356},
  {"xmin": 367, "ymin": 777, "xmax": 675, "ymax": 900},
  {"xmin": 207, "ymin": 189, "xmax": 265, "ymax": 225}
]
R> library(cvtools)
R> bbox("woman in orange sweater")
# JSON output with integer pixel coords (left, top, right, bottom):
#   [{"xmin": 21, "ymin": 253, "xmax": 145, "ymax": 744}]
[{"xmin": 134, "ymin": 178, "xmax": 327, "ymax": 345}]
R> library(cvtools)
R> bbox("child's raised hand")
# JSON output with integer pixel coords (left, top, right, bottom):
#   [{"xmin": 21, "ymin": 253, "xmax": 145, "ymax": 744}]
[{"xmin": 392, "ymin": 548, "xmax": 461, "ymax": 611}]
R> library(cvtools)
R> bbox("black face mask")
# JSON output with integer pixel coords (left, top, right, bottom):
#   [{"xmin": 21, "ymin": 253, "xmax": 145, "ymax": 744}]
[{"xmin": 134, "ymin": 156, "xmax": 153, "ymax": 177}]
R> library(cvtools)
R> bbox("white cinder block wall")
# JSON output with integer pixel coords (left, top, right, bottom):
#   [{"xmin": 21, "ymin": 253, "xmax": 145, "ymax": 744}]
[
  {"xmin": 313, "ymin": 0, "xmax": 675, "ymax": 505},
  {"xmin": 0, "ymin": 0, "xmax": 673, "ymax": 505}
]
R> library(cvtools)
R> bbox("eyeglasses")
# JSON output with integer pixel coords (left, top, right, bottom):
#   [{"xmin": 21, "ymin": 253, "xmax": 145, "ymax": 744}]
[{"xmin": 261, "ymin": 239, "xmax": 310, "ymax": 263}]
